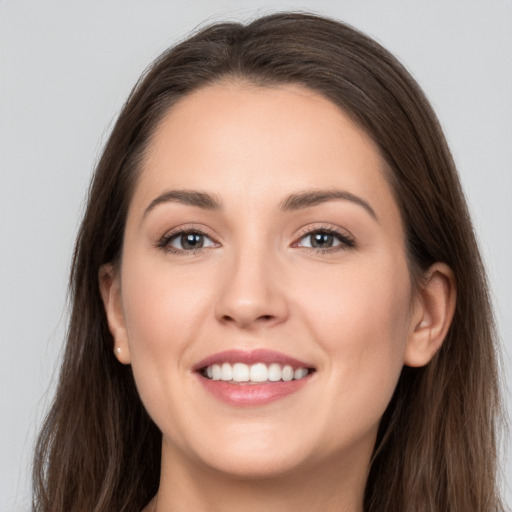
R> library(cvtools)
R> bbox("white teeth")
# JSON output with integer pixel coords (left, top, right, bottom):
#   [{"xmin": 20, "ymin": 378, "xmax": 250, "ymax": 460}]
[
  {"xmin": 250, "ymin": 363, "xmax": 268, "ymax": 382},
  {"xmin": 232, "ymin": 363, "xmax": 249, "ymax": 382},
  {"xmin": 212, "ymin": 364, "xmax": 221, "ymax": 380},
  {"xmin": 268, "ymin": 363, "xmax": 282, "ymax": 381},
  {"xmin": 294, "ymin": 367, "xmax": 308, "ymax": 380},
  {"xmin": 221, "ymin": 362, "xmax": 233, "ymax": 381},
  {"xmin": 203, "ymin": 362, "xmax": 310, "ymax": 383},
  {"xmin": 282, "ymin": 365, "xmax": 294, "ymax": 382}
]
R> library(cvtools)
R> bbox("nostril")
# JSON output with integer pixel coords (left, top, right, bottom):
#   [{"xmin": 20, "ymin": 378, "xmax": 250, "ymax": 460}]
[{"xmin": 221, "ymin": 313, "xmax": 275, "ymax": 325}]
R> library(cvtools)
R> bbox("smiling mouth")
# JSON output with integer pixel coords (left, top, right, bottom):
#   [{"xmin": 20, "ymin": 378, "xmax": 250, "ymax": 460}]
[
  {"xmin": 199, "ymin": 362, "xmax": 314, "ymax": 383},
  {"xmin": 194, "ymin": 349, "xmax": 316, "ymax": 406}
]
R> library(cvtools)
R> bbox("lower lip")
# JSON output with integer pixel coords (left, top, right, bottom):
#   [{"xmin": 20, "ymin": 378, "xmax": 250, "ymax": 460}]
[{"xmin": 197, "ymin": 375, "xmax": 311, "ymax": 407}]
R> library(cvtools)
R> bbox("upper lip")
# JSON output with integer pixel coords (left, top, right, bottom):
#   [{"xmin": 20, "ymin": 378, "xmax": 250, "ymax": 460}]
[{"xmin": 193, "ymin": 349, "xmax": 314, "ymax": 371}]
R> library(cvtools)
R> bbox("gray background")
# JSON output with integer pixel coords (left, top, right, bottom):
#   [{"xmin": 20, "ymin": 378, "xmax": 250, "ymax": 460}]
[{"xmin": 1, "ymin": 1, "xmax": 511, "ymax": 510}]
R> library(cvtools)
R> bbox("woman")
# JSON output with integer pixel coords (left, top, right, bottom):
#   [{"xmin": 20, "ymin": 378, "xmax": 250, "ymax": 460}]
[{"xmin": 32, "ymin": 12, "xmax": 505, "ymax": 512}]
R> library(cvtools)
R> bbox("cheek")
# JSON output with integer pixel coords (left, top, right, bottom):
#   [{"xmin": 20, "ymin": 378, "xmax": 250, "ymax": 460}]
[
  {"xmin": 120, "ymin": 255, "xmax": 212, "ymax": 355},
  {"xmin": 297, "ymin": 255, "xmax": 412, "ymax": 407},
  {"xmin": 118, "ymin": 253, "xmax": 217, "ymax": 408}
]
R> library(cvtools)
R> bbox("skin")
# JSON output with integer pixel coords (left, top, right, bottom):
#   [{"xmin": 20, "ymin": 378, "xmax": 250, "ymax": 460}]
[{"xmin": 100, "ymin": 83, "xmax": 456, "ymax": 512}]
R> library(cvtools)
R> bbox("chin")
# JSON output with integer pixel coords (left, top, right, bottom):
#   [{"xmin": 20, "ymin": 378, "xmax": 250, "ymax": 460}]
[
  {"xmin": 199, "ymin": 448, "xmax": 312, "ymax": 480},
  {"xmin": 170, "ymin": 421, "xmax": 319, "ymax": 480}
]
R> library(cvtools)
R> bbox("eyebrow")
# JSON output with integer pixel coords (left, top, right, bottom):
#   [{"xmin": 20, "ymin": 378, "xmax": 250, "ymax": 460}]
[
  {"xmin": 142, "ymin": 188, "xmax": 377, "ymax": 221},
  {"xmin": 280, "ymin": 189, "xmax": 378, "ymax": 221},
  {"xmin": 143, "ymin": 189, "xmax": 222, "ymax": 219}
]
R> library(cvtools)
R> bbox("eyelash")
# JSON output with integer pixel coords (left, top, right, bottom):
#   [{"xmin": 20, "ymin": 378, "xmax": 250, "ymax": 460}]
[
  {"xmin": 293, "ymin": 225, "xmax": 356, "ymax": 253},
  {"xmin": 156, "ymin": 226, "xmax": 218, "ymax": 255},
  {"xmin": 156, "ymin": 225, "xmax": 355, "ymax": 255}
]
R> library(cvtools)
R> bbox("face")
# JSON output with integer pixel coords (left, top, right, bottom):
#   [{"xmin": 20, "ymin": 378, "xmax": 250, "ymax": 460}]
[{"xmin": 102, "ymin": 83, "xmax": 429, "ymax": 481}]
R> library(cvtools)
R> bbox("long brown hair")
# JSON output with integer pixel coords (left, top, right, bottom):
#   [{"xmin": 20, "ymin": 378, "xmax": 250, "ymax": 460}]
[{"xmin": 33, "ymin": 12, "xmax": 505, "ymax": 511}]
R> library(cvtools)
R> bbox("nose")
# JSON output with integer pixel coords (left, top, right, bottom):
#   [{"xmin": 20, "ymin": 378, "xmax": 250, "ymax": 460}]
[{"xmin": 214, "ymin": 248, "xmax": 289, "ymax": 330}]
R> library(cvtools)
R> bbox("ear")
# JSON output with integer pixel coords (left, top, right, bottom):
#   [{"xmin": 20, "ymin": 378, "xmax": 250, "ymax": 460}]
[
  {"xmin": 404, "ymin": 262, "xmax": 456, "ymax": 367},
  {"xmin": 98, "ymin": 263, "xmax": 131, "ymax": 364}
]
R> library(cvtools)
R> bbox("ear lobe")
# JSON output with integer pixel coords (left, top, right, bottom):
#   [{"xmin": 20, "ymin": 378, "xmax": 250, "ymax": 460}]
[
  {"xmin": 404, "ymin": 263, "xmax": 456, "ymax": 367},
  {"xmin": 99, "ymin": 263, "xmax": 131, "ymax": 365}
]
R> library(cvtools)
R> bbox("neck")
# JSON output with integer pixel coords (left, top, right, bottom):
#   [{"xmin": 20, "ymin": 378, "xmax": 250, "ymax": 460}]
[{"xmin": 148, "ymin": 439, "xmax": 370, "ymax": 512}]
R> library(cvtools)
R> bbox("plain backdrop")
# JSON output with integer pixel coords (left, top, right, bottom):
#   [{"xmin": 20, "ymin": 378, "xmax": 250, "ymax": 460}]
[{"xmin": 1, "ymin": 1, "xmax": 511, "ymax": 510}]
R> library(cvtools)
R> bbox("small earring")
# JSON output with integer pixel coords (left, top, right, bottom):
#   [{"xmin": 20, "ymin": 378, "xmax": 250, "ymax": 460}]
[{"xmin": 115, "ymin": 346, "xmax": 122, "ymax": 354}]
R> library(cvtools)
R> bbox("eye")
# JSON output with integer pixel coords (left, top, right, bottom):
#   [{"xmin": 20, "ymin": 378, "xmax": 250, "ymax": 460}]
[
  {"xmin": 158, "ymin": 230, "xmax": 217, "ymax": 253},
  {"xmin": 295, "ymin": 229, "xmax": 355, "ymax": 251}
]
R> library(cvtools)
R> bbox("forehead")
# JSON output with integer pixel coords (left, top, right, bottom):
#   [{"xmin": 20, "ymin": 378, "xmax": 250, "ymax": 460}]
[{"xmin": 131, "ymin": 82, "xmax": 401, "ymax": 232}]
